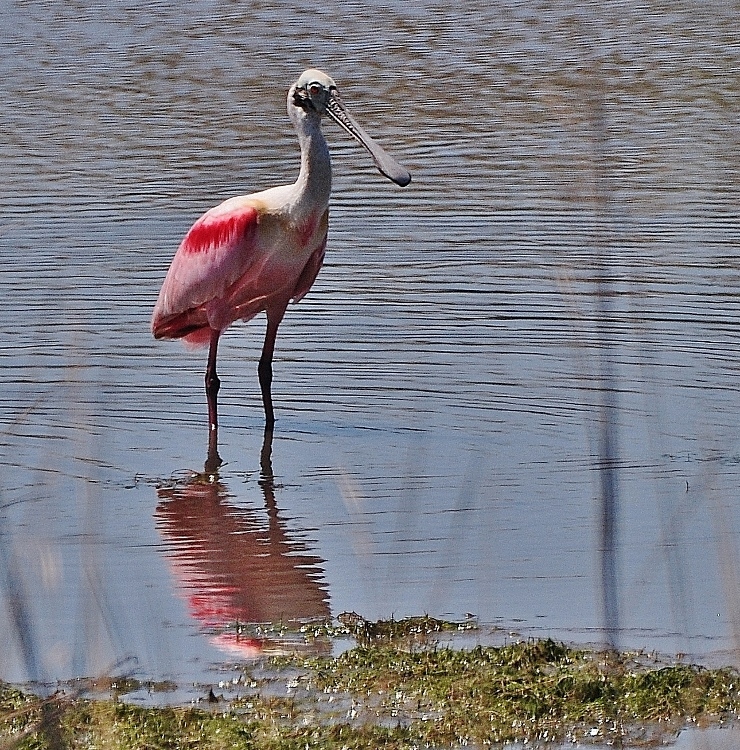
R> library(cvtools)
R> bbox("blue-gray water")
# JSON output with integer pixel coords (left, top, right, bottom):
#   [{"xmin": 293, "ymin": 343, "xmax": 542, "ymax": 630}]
[{"xmin": 1, "ymin": 0, "xmax": 739, "ymax": 711}]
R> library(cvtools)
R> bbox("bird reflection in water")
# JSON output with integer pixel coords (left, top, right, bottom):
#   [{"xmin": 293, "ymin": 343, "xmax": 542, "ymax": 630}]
[{"xmin": 155, "ymin": 428, "xmax": 331, "ymax": 657}]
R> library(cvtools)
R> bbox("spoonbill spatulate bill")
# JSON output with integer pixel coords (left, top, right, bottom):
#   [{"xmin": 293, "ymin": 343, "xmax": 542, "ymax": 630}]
[{"xmin": 151, "ymin": 69, "xmax": 410, "ymax": 453}]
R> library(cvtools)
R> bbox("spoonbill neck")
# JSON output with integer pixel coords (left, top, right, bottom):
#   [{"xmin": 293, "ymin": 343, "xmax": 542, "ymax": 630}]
[{"xmin": 293, "ymin": 115, "xmax": 332, "ymax": 210}]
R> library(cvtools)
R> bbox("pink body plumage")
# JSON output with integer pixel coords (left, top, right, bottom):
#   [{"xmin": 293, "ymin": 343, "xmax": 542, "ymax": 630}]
[{"xmin": 152, "ymin": 196, "xmax": 328, "ymax": 347}]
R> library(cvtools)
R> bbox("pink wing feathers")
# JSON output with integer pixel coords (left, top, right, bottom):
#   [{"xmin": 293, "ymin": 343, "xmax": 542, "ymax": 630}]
[
  {"xmin": 152, "ymin": 200, "xmax": 261, "ymax": 342},
  {"xmin": 152, "ymin": 197, "xmax": 328, "ymax": 346}
]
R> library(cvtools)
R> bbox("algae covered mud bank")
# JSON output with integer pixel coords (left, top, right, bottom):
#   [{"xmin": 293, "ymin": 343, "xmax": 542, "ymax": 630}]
[{"xmin": 2, "ymin": 617, "xmax": 740, "ymax": 749}]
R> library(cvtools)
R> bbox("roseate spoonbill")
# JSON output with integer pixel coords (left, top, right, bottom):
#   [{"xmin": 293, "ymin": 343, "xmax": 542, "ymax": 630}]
[{"xmin": 152, "ymin": 69, "xmax": 410, "ymax": 453}]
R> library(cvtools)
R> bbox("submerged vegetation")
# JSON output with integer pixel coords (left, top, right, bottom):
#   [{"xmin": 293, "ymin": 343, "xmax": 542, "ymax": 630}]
[{"xmin": 2, "ymin": 616, "xmax": 740, "ymax": 749}]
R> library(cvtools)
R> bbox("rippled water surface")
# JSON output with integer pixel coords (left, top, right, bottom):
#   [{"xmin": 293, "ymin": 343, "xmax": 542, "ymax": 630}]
[{"xmin": 2, "ymin": 0, "xmax": 739, "ymax": 697}]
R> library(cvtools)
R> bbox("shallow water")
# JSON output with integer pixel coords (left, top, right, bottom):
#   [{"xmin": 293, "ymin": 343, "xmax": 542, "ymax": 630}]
[{"xmin": 1, "ymin": 0, "xmax": 740, "ymax": 702}]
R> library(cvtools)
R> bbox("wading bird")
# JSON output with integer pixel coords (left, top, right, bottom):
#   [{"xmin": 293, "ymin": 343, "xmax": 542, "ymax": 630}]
[{"xmin": 151, "ymin": 69, "xmax": 410, "ymax": 461}]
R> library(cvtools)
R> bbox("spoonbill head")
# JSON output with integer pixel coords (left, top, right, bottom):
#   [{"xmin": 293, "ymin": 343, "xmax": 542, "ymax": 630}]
[{"xmin": 289, "ymin": 69, "xmax": 411, "ymax": 187}]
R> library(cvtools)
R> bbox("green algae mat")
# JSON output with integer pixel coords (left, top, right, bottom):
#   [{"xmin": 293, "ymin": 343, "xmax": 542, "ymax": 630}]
[{"xmin": 2, "ymin": 617, "xmax": 740, "ymax": 749}]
